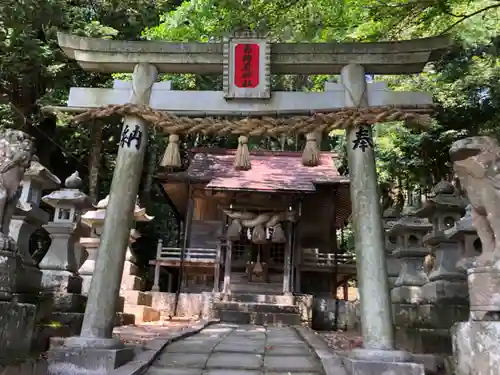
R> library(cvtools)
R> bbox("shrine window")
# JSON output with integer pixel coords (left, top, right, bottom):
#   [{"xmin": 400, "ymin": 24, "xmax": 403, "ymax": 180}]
[
  {"xmin": 444, "ymin": 216, "xmax": 455, "ymax": 229},
  {"xmin": 407, "ymin": 235, "xmax": 419, "ymax": 247},
  {"xmin": 473, "ymin": 238, "xmax": 483, "ymax": 255}
]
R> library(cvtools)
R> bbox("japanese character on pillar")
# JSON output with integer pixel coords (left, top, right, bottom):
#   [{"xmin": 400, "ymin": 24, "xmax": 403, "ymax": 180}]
[
  {"xmin": 352, "ymin": 126, "xmax": 373, "ymax": 152},
  {"xmin": 223, "ymin": 31, "xmax": 271, "ymax": 99}
]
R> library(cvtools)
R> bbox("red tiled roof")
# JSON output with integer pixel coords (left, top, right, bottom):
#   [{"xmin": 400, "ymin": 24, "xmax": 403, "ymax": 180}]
[{"xmin": 187, "ymin": 149, "xmax": 347, "ymax": 192}]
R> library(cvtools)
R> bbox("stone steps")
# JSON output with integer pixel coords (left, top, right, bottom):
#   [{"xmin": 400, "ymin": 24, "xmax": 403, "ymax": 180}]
[
  {"xmin": 123, "ymin": 304, "xmax": 160, "ymax": 324},
  {"xmin": 231, "ymin": 282, "xmax": 282, "ymax": 294},
  {"xmin": 214, "ymin": 309, "xmax": 301, "ymax": 326},
  {"xmin": 214, "ymin": 292, "xmax": 301, "ymax": 327},
  {"xmin": 215, "ymin": 301, "xmax": 299, "ymax": 314},
  {"xmin": 226, "ymin": 293, "xmax": 295, "ymax": 304}
]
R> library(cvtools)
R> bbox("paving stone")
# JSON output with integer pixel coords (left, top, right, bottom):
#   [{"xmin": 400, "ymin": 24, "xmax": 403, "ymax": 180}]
[
  {"xmin": 205, "ymin": 352, "xmax": 263, "ymax": 370},
  {"xmin": 165, "ymin": 342, "xmax": 217, "ymax": 354},
  {"xmin": 155, "ymin": 353, "xmax": 210, "ymax": 368},
  {"xmin": 263, "ymin": 356, "xmax": 319, "ymax": 372},
  {"xmin": 147, "ymin": 368, "xmax": 203, "ymax": 375},
  {"xmin": 214, "ymin": 342, "xmax": 265, "ymax": 354},
  {"xmin": 265, "ymin": 372, "xmax": 320, "ymax": 375},
  {"xmin": 265, "ymin": 344, "xmax": 312, "ymax": 355},
  {"xmin": 203, "ymin": 370, "xmax": 261, "ymax": 375}
]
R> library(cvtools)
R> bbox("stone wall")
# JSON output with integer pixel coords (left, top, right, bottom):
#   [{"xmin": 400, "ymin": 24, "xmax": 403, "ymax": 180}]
[
  {"xmin": 312, "ymin": 297, "xmax": 360, "ymax": 331},
  {"xmin": 149, "ymin": 291, "xmax": 212, "ymax": 319}
]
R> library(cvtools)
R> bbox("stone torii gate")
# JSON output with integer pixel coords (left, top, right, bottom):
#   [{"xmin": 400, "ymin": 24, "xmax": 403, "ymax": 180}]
[{"xmin": 47, "ymin": 32, "xmax": 451, "ymax": 373}]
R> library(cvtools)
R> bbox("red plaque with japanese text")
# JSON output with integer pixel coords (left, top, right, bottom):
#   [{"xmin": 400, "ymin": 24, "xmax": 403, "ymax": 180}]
[
  {"xmin": 223, "ymin": 33, "xmax": 270, "ymax": 99},
  {"xmin": 234, "ymin": 44, "xmax": 260, "ymax": 88}
]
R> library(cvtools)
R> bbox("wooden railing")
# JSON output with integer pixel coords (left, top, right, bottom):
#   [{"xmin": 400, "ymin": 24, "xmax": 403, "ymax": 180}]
[
  {"xmin": 154, "ymin": 247, "xmax": 218, "ymax": 263},
  {"xmin": 301, "ymin": 251, "xmax": 356, "ymax": 268}
]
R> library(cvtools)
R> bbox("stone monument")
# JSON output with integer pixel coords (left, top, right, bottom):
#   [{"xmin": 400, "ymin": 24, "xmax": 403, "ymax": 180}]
[
  {"xmin": 449, "ymin": 136, "xmax": 500, "ymax": 375},
  {"xmin": 0, "ymin": 129, "xmax": 38, "ymax": 363}
]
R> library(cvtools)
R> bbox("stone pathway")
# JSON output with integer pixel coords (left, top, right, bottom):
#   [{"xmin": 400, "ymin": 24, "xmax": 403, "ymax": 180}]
[{"xmin": 145, "ymin": 323, "xmax": 325, "ymax": 375}]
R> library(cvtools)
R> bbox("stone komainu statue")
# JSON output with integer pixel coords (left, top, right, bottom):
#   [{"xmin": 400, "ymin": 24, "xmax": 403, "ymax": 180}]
[
  {"xmin": 0, "ymin": 129, "xmax": 35, "ymax": 250},
  {"xmin": 450, "ymin": 136, "xmax": 500, "ymax": 266}
]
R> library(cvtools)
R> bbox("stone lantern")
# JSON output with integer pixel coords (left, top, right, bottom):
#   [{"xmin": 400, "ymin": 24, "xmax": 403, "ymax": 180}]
[
  {"xmin": 389, "ymin": 214, "xmax": 432, "ymax": 304},
  {"xmin": 389, "ymin": 213, "xmax": 432, "ymax": 354},
  {"xmin": 79, "ymin": 195, "xmax": 158, "ymax": 323},
  {"xmin": 79, "ymin": 195, "xmax": 153, "ymax": 294},
  {"xmin": 10, "ymin": 159, "xmax": 60, "ymax": 295},
  {"xmin": 445, "ymin": 204, "xmax": 481, "ymax": 273},
  {"xmin": 415, "ymin": 181, "xmax": 468, "ymax": 303},
  {"xmin": 40, "ymin": 172, "xmax": 92, "ymax": 311},
  {"xmin": 382, "ymin": 206, "xmax": 401, "ymax": 289},
  {"xmin": 10, "ymin": 159, "xmax": 60, "ymax": 265}
]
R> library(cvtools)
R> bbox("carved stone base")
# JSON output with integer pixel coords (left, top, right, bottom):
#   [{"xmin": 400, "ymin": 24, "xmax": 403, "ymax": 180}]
[
  {"xmin": 452, "ymin": 321, "xmax": 500, "ymax": 375},
  {"xmin": 391, "ymin": 286, "xmax": 423, "ymax": 304},
  {"xmin": 421, "ymin": 280, "xmax": 469, "ymax": 304},
  {"xmin": 468, "ymin": 266, "xmax": 500, "ymax": 320}
]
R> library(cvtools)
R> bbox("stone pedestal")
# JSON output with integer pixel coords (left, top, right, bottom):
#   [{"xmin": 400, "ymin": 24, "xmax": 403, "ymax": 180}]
[
  {"xmin": 453, "ymin": 321, "xmax": 500, "ymax": 375},
  {"xmin": 467, "ymin": 266, "xmax": 500, "ymax": 320},
  {"xmin": 39, "ymin": 223, "xmax": 87, "ymax": 314}
]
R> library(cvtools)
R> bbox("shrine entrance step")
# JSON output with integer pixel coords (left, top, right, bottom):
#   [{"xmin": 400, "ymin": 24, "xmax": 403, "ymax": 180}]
[{"xmin": 214, "ymin": 293, "xmax": 301, "ymax": 327}]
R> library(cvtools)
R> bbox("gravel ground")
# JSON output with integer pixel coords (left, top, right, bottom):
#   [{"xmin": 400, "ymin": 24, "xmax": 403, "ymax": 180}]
[
  {"xmin": 113, "ymin": 319, "xmax": 195, "ymax": 346},
  {"xmin": 317, "ymin": 330, "xmax": 363, "ymax": 351}
]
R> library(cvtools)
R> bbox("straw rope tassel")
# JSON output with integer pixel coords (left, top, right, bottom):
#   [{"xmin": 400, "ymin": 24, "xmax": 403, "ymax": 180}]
[
  {"xmin": 302, "ymin": 132, "xmax": 320, "ymax": 167},
  {"xmin": 234, "ymin": 135, "xmax": 251, "ymax": 171},
  {"xmin": 160, "ymin": 134, "xmax": 182, "ymax": 168}
]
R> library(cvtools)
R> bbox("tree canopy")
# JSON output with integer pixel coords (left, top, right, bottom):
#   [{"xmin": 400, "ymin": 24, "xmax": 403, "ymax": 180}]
[{"xmin": 1, "ymin": 0, "xmax": 499, "ymax": 267}]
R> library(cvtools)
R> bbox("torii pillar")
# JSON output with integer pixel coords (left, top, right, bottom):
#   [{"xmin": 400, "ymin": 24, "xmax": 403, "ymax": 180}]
[{"xmin": 341, "ymin": 64, "xmax": 410, "ymax": 362}]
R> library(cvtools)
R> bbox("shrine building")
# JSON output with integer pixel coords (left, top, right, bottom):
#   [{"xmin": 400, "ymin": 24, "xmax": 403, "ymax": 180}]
[{"xmin": 155, "ymin": 147, "xmax": 355, "ymax": 298}]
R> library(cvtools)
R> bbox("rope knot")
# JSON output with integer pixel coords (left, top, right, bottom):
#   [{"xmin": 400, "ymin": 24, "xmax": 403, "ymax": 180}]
[
  {"xmin": 169, "ymin": 134, "xmax": 179, "ymax": 143},
  {"xmin": 238, "ymin": 135, "xmax": 248, "ymax": 145}
]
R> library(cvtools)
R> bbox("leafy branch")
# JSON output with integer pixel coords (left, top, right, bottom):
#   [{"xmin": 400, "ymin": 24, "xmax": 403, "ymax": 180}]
[{"xmin": 439, "ymin": 1, "xmax": 500, "ymax": 34}]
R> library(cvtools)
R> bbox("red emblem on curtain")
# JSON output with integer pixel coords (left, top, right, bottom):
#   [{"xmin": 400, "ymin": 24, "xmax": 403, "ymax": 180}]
[{"xmin": 234, "ymin": 44, "xmax": 260, "ymax": 88}]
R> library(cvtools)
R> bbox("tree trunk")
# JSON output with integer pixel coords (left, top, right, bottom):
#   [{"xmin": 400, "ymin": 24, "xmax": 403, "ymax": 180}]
[{"xmin": 88, "ymin": 121, "xmax": 103, "ymax": 204}]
